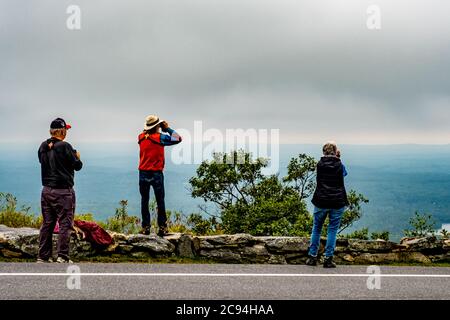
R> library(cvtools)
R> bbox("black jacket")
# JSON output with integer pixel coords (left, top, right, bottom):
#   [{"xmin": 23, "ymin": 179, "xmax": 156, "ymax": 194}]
[
  {"xmin": 38, "ymin": 138, "xmax": 83, "ymax": 188},
  {"xmin": 311, "ymin": 156, "xmax": 349, "ymax": 209}
]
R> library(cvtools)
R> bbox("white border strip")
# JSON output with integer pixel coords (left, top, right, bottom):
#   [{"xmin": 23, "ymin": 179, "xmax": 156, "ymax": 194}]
[{"xmin": 1, "ymin": 273, "xmax": 450, "ymax": 278}]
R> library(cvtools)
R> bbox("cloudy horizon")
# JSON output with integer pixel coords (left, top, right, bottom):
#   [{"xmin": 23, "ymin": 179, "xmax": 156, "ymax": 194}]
[{"xmin": 1, "ymin": 0, "xmax": 449, "ymax": 144}]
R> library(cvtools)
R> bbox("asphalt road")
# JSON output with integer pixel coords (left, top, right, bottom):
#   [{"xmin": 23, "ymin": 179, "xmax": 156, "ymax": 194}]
[{"xmin": 0, "ymin": 263, "xmax": 449, "ymax": 300}]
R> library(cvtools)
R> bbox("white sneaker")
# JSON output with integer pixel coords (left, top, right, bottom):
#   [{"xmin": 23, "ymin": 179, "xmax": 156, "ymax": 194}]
[
  {"xmin": 36, "ymin": 258, "xmax": 53, "ymax": 263},
  {"xmin": 56, "ymin": 257, "xmax": 73, "ymax": 264}
]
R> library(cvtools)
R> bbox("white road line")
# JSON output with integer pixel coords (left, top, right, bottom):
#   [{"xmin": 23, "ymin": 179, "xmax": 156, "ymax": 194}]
[{"xmin": 0, "ymin": 273, "xmax": 450, "ymax": 278}]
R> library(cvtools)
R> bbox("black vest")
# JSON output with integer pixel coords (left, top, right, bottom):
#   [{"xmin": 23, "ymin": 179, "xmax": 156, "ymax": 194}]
[{"xmin": 312, "ymin": 156, "xmax": 349, "ymax": 209}]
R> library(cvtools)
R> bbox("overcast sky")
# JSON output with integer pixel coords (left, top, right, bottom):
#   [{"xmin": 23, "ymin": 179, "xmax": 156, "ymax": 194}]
[{"xmin": 0, "ymin": 0, "xmax": 449, "ymax": 144}]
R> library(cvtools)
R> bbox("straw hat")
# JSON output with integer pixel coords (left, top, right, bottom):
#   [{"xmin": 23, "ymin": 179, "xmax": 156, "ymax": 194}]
[{"xmin": 144, "ymin": 115, "xmax": 164, "ymax": 131}]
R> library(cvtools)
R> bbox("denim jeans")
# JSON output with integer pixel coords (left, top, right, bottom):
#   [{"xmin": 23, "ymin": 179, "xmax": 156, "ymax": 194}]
[
  {"xmin": 139, "ymin": 170, "xmax": 166, "ymax": 229},
  {"xmin": 38, "ymin": 186, "xmax": 75, "ymax": 260},
  {"xmin": 308, "ymin": 206, "xmax": 345, "ymax": 258}
]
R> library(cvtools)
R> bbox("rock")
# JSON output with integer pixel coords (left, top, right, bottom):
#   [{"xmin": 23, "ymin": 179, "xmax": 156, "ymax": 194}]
[
  {"xmin": 104, "ymin": 242, "xmax": 119, "ymax": 253},
  {"xmin": 198, "ymin": 249, "xmax": 242, "ymax": 263},
  {"xmin": 196, "ymin": 237, "xmax": 216, "ymax": 250},
  {"xmin": 268, "ymin": 255, "xmax": 287, "ymax": 264},
  {"xmin": 241, "ymin": 244, "xmax": 269, "ymax": 256},
  {"xmin": 165, "ymin": 233, "xmax": 195, "ymax": 257},
  {"xmin": 428, "ymin": 254, "xmax": 450, "ymax": 263},
  {"xmin": 168, "ymin": 234, "xmax": 195, "ymax": 258},
  {"xmin": 353, "ymin": 252, "xmax": 431, "ymax": 264},
  {"xmin": 109, "ymin": 232, "xmax": 128, "ymax": 242},
  {"xmin": 335, "ymin": 238, "xmax": 349, "ymax": 246},
  {"xmin": 118, "ymin": 245, "xmax": 134, "ymax": 254},
  {"xmin": 262, "ymin": 237, "xmax": 310, "ymax": 253},
  {"xmin": 348, "ymin": 239, "xmax": 397, "ymax": 253},
  {"xmin": 353, "ymin": 253, "xmax": 398, "ymax": 264},
  {"xmin": 131, "ymin": 251, "xmax": 152, "ymax": 259},
  {"xmin": 1, "ymin": 248, "xmax": 23, "ymax": 258},
  {"xmin": 240, "ymin": 245, "xmax": 269, "ymax": 263},
  {"xmin": 192, "ymin": 237, "xmax": 201, "ymax": 254},
  {"xmin": 196, "ymin": 234, "xmax": 255, "ymax": 249},
  {"xmin": 342, "ymin": 254, "xmax": 355, "ymax": 262},
  {"xmin": 127, "ymin": 234, "xmax": 175, "ymax": 255},
  {"xmin": 442, "ymin": 239, "xmax": 450, "ymax": 251},
  {"xmin": 0, "ymin": 225, "xmax": 40, "ymax": 257},
  {"xmin": 70, "ymin": 240, "xmax": 96, "ymax": 258},
  {"xmin": 285, "ymin": 253, "xmax": 306, "ymax": 264},
  {"xmin": 400, "ymin": 236, "xmax": 443, "ymax": 252}
]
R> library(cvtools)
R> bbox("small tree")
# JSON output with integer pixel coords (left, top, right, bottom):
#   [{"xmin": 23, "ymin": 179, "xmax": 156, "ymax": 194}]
[
  {"xmin": 403, "ymin": 211, "xmax": 436, "ymax": 238},
  {"xmin": 187, "ymin": 213, "xmax": 222, "ymax": 235},
  {"xmin": 341, "ymin": 227, "xmax": 369, "ymax": 240},
  {"xmin": 370, "ymin": 231, "xmax": 390, "ymax": 241},
  {"xmin": 0, "ymin": 192, "xmax": 41, "ymax": 228},
  {"xmin": 190, "ymin": 150, "xmax": 312, "ymax": 236},
  {"xmin": 105, "ymin": 200, "xmax": 140, "ymax": 234},
  {"xmin": 441, "ymin": 229, "xmax": 449, "ymax": 239},
  {"xmin": 339, "ymin": 191, "xmax": 369, "ymax": 234},
  {"xmin": 283, "ymin": 154, "xmax": 317, "ymax": 201}
]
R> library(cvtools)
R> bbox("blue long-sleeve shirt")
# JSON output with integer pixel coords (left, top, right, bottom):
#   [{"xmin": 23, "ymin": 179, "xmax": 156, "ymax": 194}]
[
  {"xmin": 159, "ymin": 128, "xmax": 182, "ymax": 146},
  {"xmin": 342, "ymin": 164, "xmax": 348, "ymax": 177}
]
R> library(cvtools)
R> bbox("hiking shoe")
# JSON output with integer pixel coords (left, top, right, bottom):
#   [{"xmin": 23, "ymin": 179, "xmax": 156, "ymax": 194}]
[
  {"xmin": 157, "ymin": 226, "xmax": 168, "ymax": 237},
  {"xmin": 305, "ymin": 255, "xmax": 318, "ymax": 266},
  {"xmin": 323, "ymin": 256, "xmax": 336, "ymax": 268},
  {"xmin": 139, "ymin": 227, "xmax": 151, "ymax": 235},
  {"xmin": 36, "ymin": 258, "xmax": 53, "ymax": 263},
  {"xmin": 56, "ymin": 256, "xmax": 73, "ymax": 264}
]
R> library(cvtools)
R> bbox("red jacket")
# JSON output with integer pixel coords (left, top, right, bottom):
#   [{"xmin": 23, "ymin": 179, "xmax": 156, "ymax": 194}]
[{"xmin": 138, "ymin": 133, "xmax": 165, "ymax": 171}]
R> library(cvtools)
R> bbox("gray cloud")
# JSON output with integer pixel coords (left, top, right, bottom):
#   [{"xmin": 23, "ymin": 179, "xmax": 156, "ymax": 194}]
[{"xmin": 0, "ymin": 0, "xmax": 449, "ymax": 143}]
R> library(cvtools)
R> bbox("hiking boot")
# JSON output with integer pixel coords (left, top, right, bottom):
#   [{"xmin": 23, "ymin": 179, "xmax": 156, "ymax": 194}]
[
  {"xmin": 36, "ymin": 258, "xmax": 53, "ymax": 263},
  {"xmin": 305, "ymin": 255, "xmax": 318, "ymax": 266},
  {"xmin": 139, "ymin": 226, "xmax": 151, "ymax": 235},
  {"xmin": 323, "ymin": 256, "xmax": 336, "ymax": 268},
  {"xmin": 56, "ymin": 256, "xmax": 73, "ymax": 264},
  {"xmin": 157, "ymin": 226, "xmax": 168, "ymax": 237}
]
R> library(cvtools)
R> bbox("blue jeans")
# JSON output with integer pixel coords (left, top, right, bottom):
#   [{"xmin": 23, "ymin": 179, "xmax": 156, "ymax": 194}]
[
  {"xmin": 308, "ymin": 206, "xmax": 345, "ymax": 258},
  {"xmin": 139, "ymin": 170, "xmax": 166, "ymax": 229}
]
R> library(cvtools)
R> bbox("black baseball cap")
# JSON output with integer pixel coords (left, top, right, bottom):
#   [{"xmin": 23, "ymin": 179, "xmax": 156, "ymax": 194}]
[{"xmin": 50, "ymin": 118, "xmax": 72, "ymax": 130}]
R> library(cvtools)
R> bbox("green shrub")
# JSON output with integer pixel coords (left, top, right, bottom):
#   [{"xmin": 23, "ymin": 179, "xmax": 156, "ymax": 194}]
[
  {"xmin": 341, "ymin": 227, "xmax": 369, "ymax": 240},
  {"xmin": 403, "ymin": 212, "xmax": 436, "ymax": 238},
  {"xmin": 187, "ymin": 213, "xmax": 222, "ymax": 235},
  {"xmin": 104, "ymin": 200, "xmax": 140, "ymax": 234},
  {"xmin": 0, "ymin": 193, "xmax": 41, "ymax": 228},
  {"xmin": 167, "ymin": 210, "xmax": 190, "ymax": 234},
  {"xmin": 370, "ymin": 231, "xmax": 390, "ymax": 241},
  {"xmin": 75, "ymin": 213, "xmax": 96, "ymax": 222}
]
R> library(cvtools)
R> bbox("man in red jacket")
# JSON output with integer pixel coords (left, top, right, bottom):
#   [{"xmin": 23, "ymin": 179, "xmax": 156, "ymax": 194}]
[{"xmin": 138, "ymin": 115, "xmax": 182, "ymax": 236}]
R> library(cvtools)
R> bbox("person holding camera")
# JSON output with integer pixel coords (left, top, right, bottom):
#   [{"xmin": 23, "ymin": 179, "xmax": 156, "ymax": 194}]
[
  {"xmin": 306, "ymin": 141, "xmax": 349, "ymax": 268},
  {"xmin": 138, "ymin": 115, "xmax": 182, "ymax": 236},
  {"xmin": 37, "ymin": 118, "xmax": 83, "ymax": 263}
]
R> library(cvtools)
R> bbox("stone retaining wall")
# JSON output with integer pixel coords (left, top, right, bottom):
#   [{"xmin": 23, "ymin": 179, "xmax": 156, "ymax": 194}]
[{"xmin": 1, "ymin": 225, "xmax": 449, "ymax": 264}]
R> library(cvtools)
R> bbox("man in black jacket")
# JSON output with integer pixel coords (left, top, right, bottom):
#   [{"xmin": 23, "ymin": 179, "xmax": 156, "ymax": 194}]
[
  {"xmin": 306, "ymin": 142, "xmax": 349, "ymax": 268},
  {"xmin": 37, "ymin": 118, "xmax": 83, "ymax": 263}
]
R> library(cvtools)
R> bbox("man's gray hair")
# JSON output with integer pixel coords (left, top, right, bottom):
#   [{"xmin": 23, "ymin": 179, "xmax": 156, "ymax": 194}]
[
  {"xmin": 323, "ymin": 141, "xmax": 337, "ymax": 156},
  {"xmin": 50, "ymin": 128, "xmax": 67, "ymax": 137}
]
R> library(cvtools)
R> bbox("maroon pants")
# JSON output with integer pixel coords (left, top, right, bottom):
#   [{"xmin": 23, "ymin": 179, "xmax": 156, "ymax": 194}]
[{"xmin": 38, "ymin": 187, "xmax": 75, "ymax": 260}]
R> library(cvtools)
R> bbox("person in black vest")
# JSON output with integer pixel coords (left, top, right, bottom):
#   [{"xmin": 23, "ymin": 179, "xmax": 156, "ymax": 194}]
[
  {"xmin": 306, "ymin": 141, "xmax": 349, "ymax": 268},
  {"xmin": 37, "ymin": 118, "xmax": 83, "ymax": 263}
]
